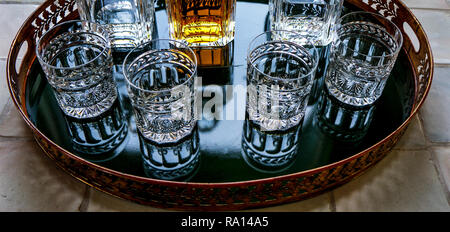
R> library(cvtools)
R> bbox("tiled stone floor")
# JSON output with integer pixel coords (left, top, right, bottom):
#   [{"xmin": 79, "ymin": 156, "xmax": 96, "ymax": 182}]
[{"xmin": 0, "ymin": 0, "xmax": 449, "ymax": 212}]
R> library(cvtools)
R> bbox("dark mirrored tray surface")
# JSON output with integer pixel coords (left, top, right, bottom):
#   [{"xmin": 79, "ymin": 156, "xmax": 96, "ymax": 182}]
[{"xmin": 24, "ymin": 1, "xmax": 415, "ymax": 183}]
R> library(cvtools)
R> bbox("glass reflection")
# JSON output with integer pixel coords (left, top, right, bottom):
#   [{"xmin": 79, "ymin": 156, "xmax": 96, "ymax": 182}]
[
  {"xmin": 63, "ymin": 99, "xmax": 128, "ymax": 162},
  {"xmin": 241, "ymin": 115, "xmax": 301, "ymax": 173},
  {"xmin": 139, "ymin": 126, "xmax": 200, "ymax": 181},
  {"xmin": 314, "ymin": 88, "xmax": 376, "ymax": 143}
]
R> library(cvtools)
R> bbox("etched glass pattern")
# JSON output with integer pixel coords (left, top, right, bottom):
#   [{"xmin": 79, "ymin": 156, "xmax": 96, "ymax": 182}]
[
  {"xmin": 36, "ymin": 21, "xmax": 118, "ymax": 119},
  {"xmin": 123, "ymin": 40, "xmax": 198, "ymax": 143},
  {"xmin": 325, "ymin": 12, "xmax": 403, "ymax": 106},
  {"xmin": 246, "ymin": 31, "xmax": 318, "ymax": 131}
]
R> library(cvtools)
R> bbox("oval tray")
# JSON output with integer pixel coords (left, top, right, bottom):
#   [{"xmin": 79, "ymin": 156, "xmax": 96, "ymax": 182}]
[{"xmin": 7, "ymin": 0, "xmax": 433, "ymax": 211}]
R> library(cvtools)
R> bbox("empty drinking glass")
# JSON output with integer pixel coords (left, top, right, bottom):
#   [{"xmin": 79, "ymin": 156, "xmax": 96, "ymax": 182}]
[
  {"xmin": 123, "ymin": 39, "xmax": 198, "ymax": 144},
  {"xmin": 76, "ymin": 0, "xmax": 155, "ymax": 50},
  {"xmin": 325, "ymin": 12, "xmax": 403, "ymax": 106},
  {"xmin": 246, "ymin": 30, "xmax": 319, "ymax": 131},
  {"xmin": 36, "ymin": 20, "xmax": 118, "ymax": 119}
]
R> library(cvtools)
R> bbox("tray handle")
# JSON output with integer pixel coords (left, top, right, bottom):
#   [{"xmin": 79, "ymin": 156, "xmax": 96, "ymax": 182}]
[
  {"xmin": 399, "ymin": 19, "xmax": 433, "ymax": 112},
  {"xmin": 7, "ymin": 27, "xmax": 36, "ymax": 108},
  {"xmin": 7, "ymin": 0, "xmax": 78, "ymax": 108}
]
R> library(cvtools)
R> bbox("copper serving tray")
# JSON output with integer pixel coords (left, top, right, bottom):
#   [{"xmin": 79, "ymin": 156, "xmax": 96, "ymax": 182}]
[{"xmin": 7, "ymin": 0, "xmax": 433, "ymax": 211}]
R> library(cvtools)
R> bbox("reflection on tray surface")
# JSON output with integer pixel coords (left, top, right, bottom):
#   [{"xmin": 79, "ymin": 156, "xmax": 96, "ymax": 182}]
[
  {"xmin": 139, "ymin": 126, "xmax": 200, "ymax": 181},
  {"xmin": 314, "ymin": 88, "xmax": 375, "ymax": 143},
  {"xmin": 25, "ymin": 2, "xmax": 412, "ymax": 183},
  {"xmin": 241, "ymin": 115, "xmax": 301, "ymax": 173},
  {"xmin": 29, "ymin": 55, "xmax": 402, "ymax": 182},
  {"xmin": 63, "ymin": 99, "xmax": 128, "ymax": 162}
]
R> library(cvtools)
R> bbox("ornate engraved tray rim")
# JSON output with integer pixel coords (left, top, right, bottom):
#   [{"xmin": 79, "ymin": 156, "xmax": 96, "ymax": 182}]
[{"xmin": 6, "ymin": 0, "xmax": 434, "ymax": 210}]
